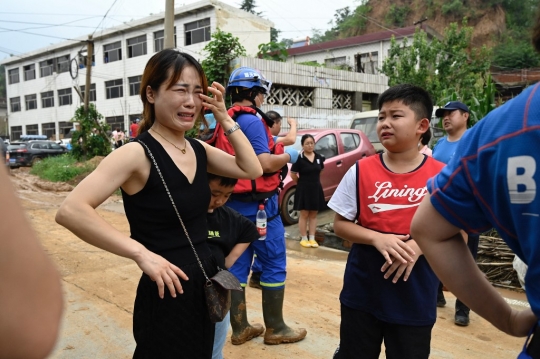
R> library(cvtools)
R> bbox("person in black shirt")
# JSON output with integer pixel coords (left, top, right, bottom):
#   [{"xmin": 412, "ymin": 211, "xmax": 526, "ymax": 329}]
[
  {"xmin": 207, "ymin": 173, "xmax": 260, "ymax": 359},
  {"xmin": 291, "ymin": 134, "xmax": 326, "ymax": 248}
]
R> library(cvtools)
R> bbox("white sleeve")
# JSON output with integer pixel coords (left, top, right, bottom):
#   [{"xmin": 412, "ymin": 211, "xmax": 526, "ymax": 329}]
[{"xmin": 328, "ymin": 164, "xmax": 358, "ymax": 221}]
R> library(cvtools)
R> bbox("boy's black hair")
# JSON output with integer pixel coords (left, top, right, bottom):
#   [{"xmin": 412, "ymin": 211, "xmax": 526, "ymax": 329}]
[
  {"xmin": 207, "ymin": 173, "xmax": 238, "ymax": 187},
  {"xmin": 377, "ymin": 84, "xmax": 433, "ymax": 121},
  {"xmin": 266, "ymin": 110, "xmax": 282, "ymax": 124}
]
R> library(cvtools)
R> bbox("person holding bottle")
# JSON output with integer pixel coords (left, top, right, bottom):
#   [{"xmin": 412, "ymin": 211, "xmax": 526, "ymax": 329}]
[{"xmin": 290, "ymin": 134, "xmax": 326, "ymax": 248}]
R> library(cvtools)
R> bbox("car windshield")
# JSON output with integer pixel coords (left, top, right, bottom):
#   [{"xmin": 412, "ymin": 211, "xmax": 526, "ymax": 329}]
[{"xmin": 351, "ymin": 117, "xmax": 378, "ymax": 143}]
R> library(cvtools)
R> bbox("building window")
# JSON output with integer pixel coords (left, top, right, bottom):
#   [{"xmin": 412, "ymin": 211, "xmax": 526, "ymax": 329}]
[
  {"xmin": 355, "ymin": 51, "xmax": 378, "ymax": 74},
  {"xmin": 185, "ymin": 18, "xmax": 211, "ymax": 46},
  {"xmin": 24, "ymin": 64, "xmax": 36, "ymax": 81},
  {"xmin": 127, "ymin": 35, "xmax": 147, "ymax": 58},
  {"xmin": 10, "ymin": 97, "xmax": 21, "ymax": 112},
  {"xmin": 105, "ymin": 79, "xmax": 123, "ymax": 99},
  {"xmin": 80, "ymin": 83, "xmax": 96, "ymax": 102},
  {"xmin": 104, "ymin": 41, "xmax": 122, "ymax": 63},
  {"xmin": 266, "ymin": 85, "xmax": 314, "ymax": 107},
  {"xmin": 154, "ymin": 28, "xmax": 177, "ymax": 52},
  {"xmin": 55, "ymin": 55, "xmax": 70, "ymax": 73},
  {"xmin": 26, "ymin": 124, "xmax": 39, "ymax": 135},
  {"xmin": 79, "ymin": 54, "xmax": 95, "ymax": 68},
  {"xmin": 128, "ymin": 75, "xmax": 142, "ymax": 96},
  {"xmin": 325, "ymin": 56, "xmax": 346, "ymax": 67},
  {"xmin": 40, "ymin": 59, "xmax": 54, "ymax": 77},
  {"xmin": 106, "ymin": 116, "xmax": 125, "ymax": 131},
  {"xmin": 58, "ymin": 88, "xmax": 72, "ymax": 106},
  {"xmin": 11, "ymin": 126, "xmax": 22, "ymax": 141},
  {"xmin": 25, "ymin": 94, "xmax": 37, "ymax": 110},
  {"xmin": 41, "ymin": 91, "xmax": 54, "ymax": 108},
  {"xmin": 42, "ymin": 122, "xmax": 56, "ymax": 139},
  {"xmin": 8, "ymin": 68, "xmax": 20, "ymax": 84}
]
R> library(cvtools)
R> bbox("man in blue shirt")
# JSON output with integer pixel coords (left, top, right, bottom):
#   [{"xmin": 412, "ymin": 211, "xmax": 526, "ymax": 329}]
[
  {"xmin": 411, "ymin": 84, "xmax": 540, "ymax": 357},
  {"xmin": 433, "ymin": 101, "xmax": 480, "ymax": 326}
]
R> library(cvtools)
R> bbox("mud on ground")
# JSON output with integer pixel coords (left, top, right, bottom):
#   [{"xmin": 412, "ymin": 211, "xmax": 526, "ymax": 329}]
[{"xmin": 9, "ymin": 171, "xmax": 529, "ymax": 359}]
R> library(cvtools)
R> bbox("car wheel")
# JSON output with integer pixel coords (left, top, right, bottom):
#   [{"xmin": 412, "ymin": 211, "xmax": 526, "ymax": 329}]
[
  {"xmin": 280, "ymin": 187, "xmax": 299, "ymax": 225},
  {"xmin": 31, "ymin": 157, "xmax": 42, "ymax": 166}
]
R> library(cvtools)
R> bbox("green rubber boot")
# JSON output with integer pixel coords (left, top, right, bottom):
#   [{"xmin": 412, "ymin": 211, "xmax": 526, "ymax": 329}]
[
  {"xmin": 230, "ymin": 288, "xmax": 264, "ymax": 345},
  {"xmin": 262, "ymin": 288, "xmax": 307, "ymax": 345}
]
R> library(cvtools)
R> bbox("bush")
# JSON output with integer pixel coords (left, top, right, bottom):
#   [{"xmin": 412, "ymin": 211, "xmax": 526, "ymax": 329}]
[{"xmin": 30, "ymin": 154, "xmax": 97, "ymax": 182}]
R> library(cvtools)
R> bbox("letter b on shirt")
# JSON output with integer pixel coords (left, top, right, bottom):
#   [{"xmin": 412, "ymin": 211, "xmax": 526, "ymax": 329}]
[{"xmin": 507, "ymin": 156, "xmax": 536, "ymax": 204}]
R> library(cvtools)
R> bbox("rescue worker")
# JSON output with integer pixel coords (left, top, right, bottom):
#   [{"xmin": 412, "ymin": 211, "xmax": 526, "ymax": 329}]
[{"xmin": 224, "ymin": 67, "xmax": 307, "ymax": 345}]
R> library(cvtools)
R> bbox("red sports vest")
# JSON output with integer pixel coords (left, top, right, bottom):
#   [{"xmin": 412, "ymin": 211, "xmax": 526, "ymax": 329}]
[
  {"xmin": 356, "ymin": 155, "xmax": 445, "ymax": 234},
  {"xmin": 206, "ymin": 105, "xmax": 284, "ymax": 201}
]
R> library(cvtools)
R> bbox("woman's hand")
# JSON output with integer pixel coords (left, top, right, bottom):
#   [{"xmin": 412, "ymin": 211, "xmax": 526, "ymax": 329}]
[
  {"xmin": 381, "ymin": 239, "xmax": 421, "ymax": 283},
  {"xmin": 372, "ymin": 233, "xmax": 415, "ymax": 265},
  {"xmin": 199, "ymin": 82, "xmax": 234, "ymax": 128},
  {"xmin": 134, "ymin": 248, "xmax": 189, "ymax": 299}
]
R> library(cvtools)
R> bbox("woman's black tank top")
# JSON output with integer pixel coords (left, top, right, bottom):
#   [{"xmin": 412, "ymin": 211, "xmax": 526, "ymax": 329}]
[{"xmin": 121, "ymin": 131, "xmax": 211, "ymax": 266}]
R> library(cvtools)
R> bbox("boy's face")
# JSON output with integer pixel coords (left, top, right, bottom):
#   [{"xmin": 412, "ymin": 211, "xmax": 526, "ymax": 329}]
[
  {"xmin": 377, "ymin": 100, "xmax": 429, "ymax": 152},
  {"xmin": 208, "ymin": 180, "xmax": 234, "ymax": 213}
]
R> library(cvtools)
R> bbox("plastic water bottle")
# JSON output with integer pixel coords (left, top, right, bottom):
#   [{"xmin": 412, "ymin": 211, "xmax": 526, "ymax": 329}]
[{"xmin": 256, "ymin": 204, "xmax": 267, "ymax": 240}]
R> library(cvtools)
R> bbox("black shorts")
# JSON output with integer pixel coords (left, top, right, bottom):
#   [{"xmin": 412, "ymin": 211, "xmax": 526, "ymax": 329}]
[{"xmin": 333, "ymin": 304, "xmax": 433, "ymax": 359}]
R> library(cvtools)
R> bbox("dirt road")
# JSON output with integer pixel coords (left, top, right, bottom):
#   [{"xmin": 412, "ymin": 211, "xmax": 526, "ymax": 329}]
[{"xmin": 9, "ymin": 169, "xmax": 530, "ymax": 358}]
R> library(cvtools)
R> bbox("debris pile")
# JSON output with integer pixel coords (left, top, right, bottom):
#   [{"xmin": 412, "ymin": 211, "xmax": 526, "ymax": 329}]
[{"xmin": 477, "ymin": 235, "xmax": 523, "ymax": 292}]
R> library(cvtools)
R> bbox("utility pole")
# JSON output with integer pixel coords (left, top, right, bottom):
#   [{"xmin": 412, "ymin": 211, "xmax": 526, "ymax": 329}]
[
  {"xmin": 84, "ymin": 35, "xmax": 94, "ymax": 113},
  {"xmin": 164, "ymin": 0, "xmax": 175, "ymax": 49}
]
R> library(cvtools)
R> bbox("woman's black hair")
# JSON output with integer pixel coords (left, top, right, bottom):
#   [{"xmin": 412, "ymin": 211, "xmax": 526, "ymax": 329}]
[{"xmin": 301, "ymin": 134, "xmax": 315, "ymax": 146}]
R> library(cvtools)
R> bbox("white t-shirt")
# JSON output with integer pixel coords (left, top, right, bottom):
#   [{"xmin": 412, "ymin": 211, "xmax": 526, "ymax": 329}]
[{"xmin": 327, "ymin": 164, "xmax": 358, "ymax": 221}]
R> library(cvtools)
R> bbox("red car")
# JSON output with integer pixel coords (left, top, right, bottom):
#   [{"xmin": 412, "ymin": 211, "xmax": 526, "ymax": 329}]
[{"xmin": 278, "ymin": 128, "xmax": 376, "ymax": 225}]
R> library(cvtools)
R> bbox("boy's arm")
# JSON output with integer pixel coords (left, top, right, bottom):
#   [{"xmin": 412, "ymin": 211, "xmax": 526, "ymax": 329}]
[
  {"xmin": 411, "ymin": 194, "xmax": 537, "ymax": 337},
  {"xmin": 225, "ymin": 243, "xmax": 251, "ymax": 269},
  {"xmin": 333, "ymin": 213, "xmax": 415, "ymax": 265}
]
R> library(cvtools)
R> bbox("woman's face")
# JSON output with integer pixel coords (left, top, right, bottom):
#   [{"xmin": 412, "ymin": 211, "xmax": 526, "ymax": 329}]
[
  {"xmin": 302, "ymin": 137, "xmax": 315, "ymax": 154},
  {"xmin": 148, "ymin": 66, "xmax": 204, "ymax": 132}
]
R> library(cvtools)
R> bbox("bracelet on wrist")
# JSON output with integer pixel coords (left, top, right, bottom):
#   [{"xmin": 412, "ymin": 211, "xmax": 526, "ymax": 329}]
[{"xmin": 224, "ymin": 122, "xmax": 241, "ymax": 137}]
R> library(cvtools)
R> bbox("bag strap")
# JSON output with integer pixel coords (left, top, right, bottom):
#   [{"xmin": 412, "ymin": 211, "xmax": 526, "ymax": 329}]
[{"xmin": 138, "ymin": 139, "xmax": 212, "ymax": 285}]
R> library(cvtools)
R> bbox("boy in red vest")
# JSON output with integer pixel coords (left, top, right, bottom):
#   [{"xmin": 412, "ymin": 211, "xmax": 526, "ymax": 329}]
[{"xmin": 328, "ymin": 84, "xmax": 445, "ymax": 359}]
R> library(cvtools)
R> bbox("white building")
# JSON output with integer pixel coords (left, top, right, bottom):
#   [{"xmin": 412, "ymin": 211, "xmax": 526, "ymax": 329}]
[
  {"xmin": 1, "ymin": 0, "xmax": 272, "ymax": 141},
  {"xmin": 233, "ymin": 57, "xmax": 388, "ymax": 129},
  {"xmin": 287, "ymin": 25, "xmax": 440, "ymax": 76}
]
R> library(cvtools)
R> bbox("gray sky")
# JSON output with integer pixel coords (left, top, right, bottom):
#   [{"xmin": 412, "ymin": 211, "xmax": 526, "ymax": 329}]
[{"xmin": 0, "ymin": 0, "xmax": 356, "ymax": 60}]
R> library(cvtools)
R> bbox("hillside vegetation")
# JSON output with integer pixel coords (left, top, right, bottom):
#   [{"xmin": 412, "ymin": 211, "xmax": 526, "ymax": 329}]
[{"xmin": 310, "ymin": 0, "xmax": 540, "ymax": 69}]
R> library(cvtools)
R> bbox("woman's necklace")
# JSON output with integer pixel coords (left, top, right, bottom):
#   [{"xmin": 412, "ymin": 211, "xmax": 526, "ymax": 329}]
[{"xmin": 150, "ymin": 128, "xmax": 187, "ymax": 154}]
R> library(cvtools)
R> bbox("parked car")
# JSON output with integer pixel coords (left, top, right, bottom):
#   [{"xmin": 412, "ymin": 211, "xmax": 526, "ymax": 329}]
[
  {"xmin": 8, "ymin": 140, "xmax": 67, "ymax": 168},
  {"xmin": 278, "ymin": 128, "xmax": 376, "ymax": 225},
  {"xmin": 349, "ymin": 107, "xmax": 443, "ymax": 153}
]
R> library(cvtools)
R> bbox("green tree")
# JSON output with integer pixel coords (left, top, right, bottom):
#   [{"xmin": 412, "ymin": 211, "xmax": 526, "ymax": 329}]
[
  {"xmin": 239, "ymin": 0, "xmax": 261, "ymax": 15},
  {"xmin": 70, "ymin": 104, "xmax": 111, "ymax": 160},
  {"xmin": 257, "ymin": 42, "xmax": 288, "ymax": 62},
  {"xmin": 271, "ymin": 28, "xmax": 280, "ymax": 43},
  {"xmin": 384, "ymin": 5, "xmax": 410, "ymax": 27},
  {"xmin": 201, "ymin": 29, "xmax": 246, "ymax": 85},
  {"xmin": 381, "ymin": 20, "xmax": 491, "ymax": 106},
  {"xmin": 311, "ymin": 3, "xmax": 371, "ymax": 43}
]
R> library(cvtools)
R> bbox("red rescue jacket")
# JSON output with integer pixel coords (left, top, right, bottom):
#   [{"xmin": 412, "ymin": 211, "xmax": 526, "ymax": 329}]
[{"xmin": 204, "ymin": 105, "xmax": 284, "ymax": 202}]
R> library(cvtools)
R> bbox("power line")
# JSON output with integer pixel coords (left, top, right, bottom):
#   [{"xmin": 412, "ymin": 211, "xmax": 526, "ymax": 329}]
[{"xmin": 92, "ymin": 0, "xmax": 120, "ymax": 37}]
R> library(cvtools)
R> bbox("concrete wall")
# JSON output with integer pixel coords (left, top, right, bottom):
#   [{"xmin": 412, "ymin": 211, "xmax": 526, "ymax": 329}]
[{"xmin": 234, "ymin": 57, "xmax": 388, "ymax": 129}]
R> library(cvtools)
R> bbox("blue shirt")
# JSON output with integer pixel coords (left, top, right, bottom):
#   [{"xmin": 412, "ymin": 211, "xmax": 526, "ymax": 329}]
[
  {"xmin": 433, "ymin": 136, "xmax": 461, "ymax": 164},
  {"xmin": 226, "ymin": 113, "xmax": 278, "ymax": 219},
  {"xmin": 428, "ymin": 83, "xmax": 540, "ymax": 321}
]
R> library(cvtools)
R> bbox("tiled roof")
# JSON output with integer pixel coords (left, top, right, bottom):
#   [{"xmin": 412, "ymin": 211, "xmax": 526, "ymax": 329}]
[{"xmin": 287, "ymin": 25, "xmax": 436, "ymax": 56}]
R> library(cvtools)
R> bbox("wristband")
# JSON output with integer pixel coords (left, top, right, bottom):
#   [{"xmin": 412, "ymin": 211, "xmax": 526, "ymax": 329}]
[{"xmin": 224, "ymin": 122, "xmax": 241, "ymax": 137}]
